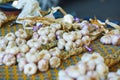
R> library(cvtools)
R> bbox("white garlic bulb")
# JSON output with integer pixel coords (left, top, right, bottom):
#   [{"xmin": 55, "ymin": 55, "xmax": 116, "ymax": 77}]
[
  {"xmin": 49, "ymin": 57, "xmax": 61, "ymax": 68},
  {"xmin": 65, "ymin": 65, "xmax": 81, "ymax": 78},
  {"xmin": 19, "ymin": 44, "xmax": 29, "ymax": 53},
  {"xmin": 38, "ymin": 36, "xmax": 49, "ymax": 45},
  {"xmin": 81, "ymin": 53, "xmax": 91, "ymax": 63},
  {"xmin": 18, "ymin": 58, "xmax": 27, "ymax": 71},
  {"xmin": 63, "ymin": 14, "xmax": 74, "ymax": 24},
  {"xmin": 58, "ymin": 70, "xmax": 74, "ymax": 80},
  {"xmin": 81, "ymin": 29, "xmax": 89, "ymax": 36},
  {"xmin": 65, "ymin": 41, "xmax": 74, "ymax": 51},
  {"xmin": 86, "ymin": 71, "xmax": 100, "ymax": 80},
  {"xmin": 0, "ymin": 52, "xmax": 5, "ymax": 65},
  {"xmin": 56, "ymin": 30, "xmax": 64, "ymax": 39},
  {"xmin": 5, "ymin": 32, "xmax": 16, "ymax": 41},
  {"xmin": 48, "ymin": 33, "xmax": 55, "ymax": 41},
  {"xmin": 75, "ymin": 39, "xmax": 83, "ymax": 47},
  {"xmin": 100, "ymin": 35, "xmax": 112, "ymax": 45},
  {"xmin": 3, "ymin": 54, "xmax": 16, "ymax": 66},
  {"xmin": 49, "ymin": 47, "xmax": 61, "ymax": 57},
  {"xmin": 38, "ymin": 59, "xmax": 49, "ymax": 72},
  {"xmin": 50, "ymin": 23, "xmax": 61, "ymax": 30},
  {"xmin": 15, "ymin": 29, "xmax": 28, "ymax": 39},
  {"xmin": 29, "ymin": 47, "xmax": 38, "ymax": 53},
  {"xmin": 16, "ymin": 38, "xmax": 26, "ymax": 46},
  {"xmin": 81, "ymin": 36, "xmax": 91, "ymax": 45},
  {"xmin": 57, "ymin": 39, "xmax": 66, "ymax": 50},
  {"xmin": 43, "ymin": 53, "xmax": 51, "ymax": 60},
  {"xmin": 111, "ymin": 35, "xmax": 120, "ymax": 45},
  {"xmin": 86, "ymin": 60, "xmax": 96, "ymax": 71},
  {"xmin": 27, "ymin": 39, "xmax": 41, "ymax": 49},
  {"xmin": 38, "ymin": 27, "xmax": 49, "ymax": 36},
  {"xmin": 25, "ymin": 51, "xmax": 40, "ymax": 63},
  {"xmin": 76, "ymin": 31, "xmax": 82, "ymax": 39},
  {"xmin": 24, "ymin": 63, "xmax": 37, "ymax": 76},
  {"xmin": 0, "ymin": 36, "xmax": 8, "ymax": 45}
]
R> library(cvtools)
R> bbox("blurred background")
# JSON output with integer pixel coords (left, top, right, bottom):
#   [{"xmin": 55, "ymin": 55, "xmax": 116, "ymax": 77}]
[{"xmin": 58, "ymin": 0, "xmax": 120, "ymax": 21}]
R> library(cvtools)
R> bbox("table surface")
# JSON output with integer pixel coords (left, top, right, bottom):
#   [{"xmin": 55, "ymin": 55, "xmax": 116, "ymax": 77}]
[{"xmin": 0, "ymin": 23, "xmax": 120, "ymax": 80}]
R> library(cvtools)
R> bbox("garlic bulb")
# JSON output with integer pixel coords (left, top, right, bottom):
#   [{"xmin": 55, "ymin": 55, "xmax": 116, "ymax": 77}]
[
  {"xmin": 38, "ymin": 59, "xmax": 49, "ymax": 72},
  {"xmin": 16, "ymin": 38, "xmax": 26, "ymax": 46},
  {"xmin": 65, "ymin": 65, "xmax": 81, "ymax": 78},
  {"xmin": 38, "ymin": 27, "xmax": 49, "ymax": 36},
  {"xmin": 58, "ymin": 70, "xmax": 74, "ymax": 80},
  {"xmin": 76, "ymin": 31, "xmax": 82, "ymax": 39},
  {"xmin": 49, "ymin": 47, "xmax": 61, "ymax": 57},
  {"xmin": 81, "ymin": 29, "xmax": 89, "ymax": 36},
  {"xmin": 77, "ymin": 75, "xmax": 91, "ymax": 80},
  {"xmin": 25, "ymin": 51, "xmax": 40, "ymax": 63},
  {"xmin": 5, "ymin": 32, "xmax": 16, "ymax": 41},
  {"xmin": 63, "ymin": 14, "xmax": 74, "ymax": 24},
  {"xmin": 7, "ymin": 41, "xmax": 17, "ymax": 48},
  {"xmin": 16, "ymin": 53, "xmax": 25, "ymax": 62},
  {"xmin": 15, "ymin": 29, "xmax": 28, "ymax": 39},
  {"xmin": 48, "ymin": 33, "xmax": 55, "ymax": 41},
  {"xmin": 116, "ymin": 69, "xmax": 120, "ymax": 76},
  {"xmin": 57, "ymin": 39, "xmax": 66, "ymax": 50},
  {"xmin": 24, "ymin": 63, "xmax": 37, "ymax": 76},
  {"xmin": 32, "ymin": 32, "xmax": 39, "ymax": 39},
  {"xmin": 86, "ymin": 60, "xmax": 96, "ymax": 71},
  {"xmin": 3, "ymin": 54, "xmax": 16, "ymax": 66},
  {"xmin": 0, "ymin": 52, "xmax": 5, "ymax": 65},
  {"xmin": 38, "ymin": 36, "xmax": 49, "ymax": 45},
  {"xmin": 86, "ymin": 71, "xmax": 100, "ymax": 80},
  {"xmin": 100, "ymin": 35, "xmax": 112, "ymax": 45},
  {"xmin": 43, "ymin": 53, "xmax": 51, "ymax": 60},
  {"xmin": 49, "ymin": 57, "xmax": 61, "ymax": 68},
  {"xmin": 29, "ymin": 47, "xmax": 38, "ymax": 53},
  {"xmin": 18, "ymin": 58, "xmax": 27, "ymax": 71},
  {"xmin": 65, "ymin": 41, "xmax": 74, "ymax": 51},
  {"xmin": 81, "ymin": 53, "xmax": 91, "ymax": 63},
  {"xmin": 27, "ymin": 39, "xmax": 41, "ymax": 49},
  {"xmin": 56, "ymin": 30, "xmax": 64, "ymax": 39},
  {"xmin": 111, "ymin": 35, "xmax": 120, "ymax": 45},
  {"xmin": 19, "ymin": 44, "xmax": 29, "ymax": 53},
  {"xmin": 50, "ymin": 23, "xmax": 61, "ymax": 30},
  {"xmin": 75, "ymin": 39, "xmax": 83, "ymax": 47},
  {"xmin": 82, "ymin": 36, "xmax": 91, "ymax": 45},
  {"xmin": 0, "ymin": 36, "xmax": 8, "ymax": 45}
]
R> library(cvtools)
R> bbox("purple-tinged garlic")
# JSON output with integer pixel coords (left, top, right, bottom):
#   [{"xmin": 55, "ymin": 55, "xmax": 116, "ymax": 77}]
[
  {"xmin": 58, "ymin": 70, "xmax": 74, "ymax": 80},
  {"xmin": 16, "ymin": 38, "xmax": 26, "ymax": 46},
  {"xmin": 63, "ymin": 14, "xmax": 74, "ymax": 24},
  {"xmin": 32, "ymin": 32, "xmax": 39, "ymax": 39},
  {"xmin": 16, "ymin": 53, "xmax": 25, "ymax": 62},
  {"xmin": 18, "ymin": 58, "xmax": 27, "ymax": 71},
  {"xmin": 86, "ymin": 71, "xmax": 100, "ymax": 80},
  {"xmin": 25, "ymin": 51, "xmax": 40, "ymax": 63},
  {"xmin": 27, "ymin": 39, "xmax": 41, "ymax": 49},
  {"xmin": 57, "ymin": 39, "xmax": 66, "ymax": 50},
  {"xmin": 19, "ymin": 44, "xmax": 29, "ymax": 53},
  {"xmin": 24, "ymin": 63, "xmax": 37, "ymax": 76},
  {"xmin": 5, "ymin": 32, "xmax": 16, "ymax": 41},
  {"xmin": 49, "ymin": 47, "xmax": 61, "ymax": 57},
  {"xmin": 38, "ymin": 59, "xmax": 49, "ymax": 72},
  {"xmin": 38, "ymin": 36, "xmax": 49, "ymax": 45},
  {"xmin": 15, "ymin": 29, "xmax": 28, "ymax": 39},
  {"xmin": 3, "ymin": 54, "xmax": 16, "ymax": 66},
  {"xmin": 49, "ymin": 57, "xmax": 61, "ymax": 68},
  {"xmin": 0, "ymin": 52, "xmax": 5, "ymax": 65},
  {"xmin": 38, "ymin": 27, "xmax": 49, "ymax": 36},
  {"xmin": 100, "ymin": 35, "xmax": 112, "ymax": 45},
  {"xmin": 65, "ymin": 65, "xmax": 81, "ymax": 78},
  {"xmin": 111, "ymin": 35, "xmax": 120, "ymax": 45}
]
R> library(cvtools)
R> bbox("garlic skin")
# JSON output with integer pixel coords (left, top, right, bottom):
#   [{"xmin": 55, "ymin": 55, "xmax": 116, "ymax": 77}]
[
  {"xmin": 50, "ymin": 23, "xmax": 61, "ymax": 30},
  {"xmin": 63, "ymin": 14, "xmax": 74, "ymax": 24},
  {"xmin": 100, "ymin": 35, "xmax": 112, "ymax": 45},
  {"xmin": 0, "ymin": 44, "xmax": 6, "ymax": 52},
  {"xmin": 81, "ymin": 53, "xmax": 91, "ymax": 63},
  {"xmin": 16, "ymin": 53, "xmax": 25, "ymax": 62},
  {"xmin": 29, "ymin": 47, "xmax": 38, "ymax": 53},
  {"xmin": 25, "ymin": 51, "xmax": 40, "ymax": 63},
  {"xmin": 0, "ymin": 52, "xmax": 5, "ymax": 65},
  {"xmin": 38, "ymin": 59, "xmax": 49, "ymax": 72},
  {"xmin": 27, "ymin": 39, "xmax": 41, "ymax": 49},
  {"xmin": 16, "ymin": 38, "xmax": 26, "ymax": 46},
  {"xmin": 56, "ymin": 30, "xmax": 64, "ymax": 39},
  {"xmin": 39, "ymin": 50, "xmax": 49, "ymax": 59},
  {"xmin": 3, "ymin": 54, "xmax": 16, "ymax": 66},
  {"xmin": 32, "ymin": 32, "xmax": 39, "ymax": 39},
  {"xmin": 76, "ymin": 31, "xmax": 82, "ymax": 39},
  {"xmin": 65, "ymin": 41, "xmax": 74, "ymax": 51},
  {"xmin": 48, "ymin": 33, "xmax": 55, "ymax": 41},
  {"xmin": 19, "ymin": 44, "xmax": 29, "ymax": 53},
  {"xmin": 15, "ymin": 29, "xmax": 28, "ymax": 39},
  {"xmin": 43, "ymin": 53, "xmax": 51, "ymax": 60},
  {"xmin": 49, "ymin": 57, "xmax": 61, "ymax": 68},
  {"xmin": 65, "ymin": 65, "xmax": 81, "ymax": 78},
  {"xmin": 18, "ymin": 58, "xmax": 27, "ymax": 71},
  {"xmin": 7, "ymin": 41, "xmax": 17, "ymax": 48},
  {"xmin": 58, "ymin": 70, "xmax": 74, "ymax": 80},
  {"xmin": 24, "ymin": 63, "xmax": 37, "ymax": 76},
  {"xmin": 57, "ymin": 39, "xmax": 66, "ymax": 50},
  {"xmin": 81, "ymin": 29, "xmax": 89, "ymax": 36},
  {"xmin": 5, "ymin": 32, "xmax": 16, "ymax": 41},
  {"xmin": 87, "ymin": 60, "xmax": 96, "ymax": 71},
  {"xmin": 38, "ymin": 36, "xmax": 49, "ymax": 45},
  {"xmin": 111, "ymin": 35, "xmax": 120, "ymax": 45},
  {"xmin": 49, "ymin": 47, "xmax": 61, "ymax": 57}
]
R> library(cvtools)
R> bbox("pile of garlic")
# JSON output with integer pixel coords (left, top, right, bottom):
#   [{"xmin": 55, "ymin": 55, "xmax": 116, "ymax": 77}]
[
  {"xmin": 100, "ymin": 29, "xmax": 120, "ymax": 45},
  {"xmin": 108, "ymin": 69, "xmax": 120, "ymax": 80},
  {"xmin": 58, "ymin": 52, "xmax": 109, "ymax": 80}
]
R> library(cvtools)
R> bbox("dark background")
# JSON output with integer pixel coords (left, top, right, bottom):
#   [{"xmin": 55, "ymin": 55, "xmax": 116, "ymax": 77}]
[{"xmin": 59, "ymin": 0, "xmax": 120, "ymax": 21}]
